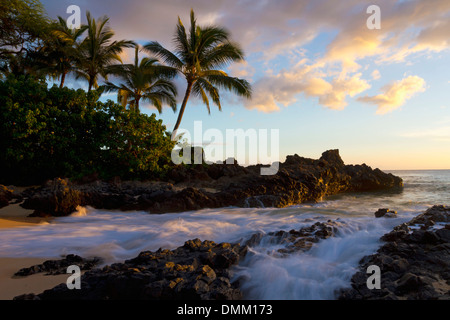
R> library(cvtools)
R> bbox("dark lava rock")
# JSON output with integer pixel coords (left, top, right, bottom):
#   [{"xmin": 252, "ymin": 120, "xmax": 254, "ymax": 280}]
[
  {"xmin": 19, "ymin": 149, "xmax": 403, "ymax": 216},
  {"xmin": 319, "ymin": 149, "xmax": 345, "ymax": 168},
  {"xmin": 0, "ymin": 185, "xmax": 13, "ymax": 208},
  {"xmin": 338, "ymin": 205, "xmax": 450, "ymax": 300},
  {"xmin": 21, "ymin": 178, "xmax": 84, "ymax": 217},
  {"xmin": 14, "ymin": 239, "xmax": 247, "ymax": 300},
  {"xmin": 14, "ymin": 254, "xmax": 102, "ymax": 276},
  {"xmin": 245, "ymin": 220, "xmax": 345, "ymax": 255},
  {"xmin": 344, "ymin": 165, "xmax": 403, "ymax": 192},
  {"xmin": 375, "ymin": 208, "xmax": 397, "ymax": 218}
]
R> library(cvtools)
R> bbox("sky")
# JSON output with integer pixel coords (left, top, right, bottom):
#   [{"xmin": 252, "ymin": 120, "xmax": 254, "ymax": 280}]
[{"xmin": 41, "ymin": 0, "xmax": 450, "ymax": 170}]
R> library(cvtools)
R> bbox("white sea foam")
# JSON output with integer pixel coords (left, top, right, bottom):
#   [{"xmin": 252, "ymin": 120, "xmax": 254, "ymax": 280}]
[
  {"xmin": 0, "ymin": 204, "xmax": 413, "ymax": 299},
  {"xmin": 233, "ymin": 216, "xmax": 407, "ymax": 299},
  {"xmin": 0, "ymin": 170, "xmax": 447, "ymax": 299}
]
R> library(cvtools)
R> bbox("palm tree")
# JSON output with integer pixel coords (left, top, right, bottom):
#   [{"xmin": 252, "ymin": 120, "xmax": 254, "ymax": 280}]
[
  {"xmin": 38, "ymin": 16, "xmax": 87, "ymax": 88},
  {"xmin": 143, "ymin": 9, "xmax": 252, "ymax": 135},
  {"xmin": 104, "ymin": 45, "xmax": 178, "ymax": 113},
  {"xmin": 76, "ymin": 11, "xmax": 135, "ymax": 92},
  {"xmin": 0, "ymin": 52, "xmax": 34, "ymax": 77}
]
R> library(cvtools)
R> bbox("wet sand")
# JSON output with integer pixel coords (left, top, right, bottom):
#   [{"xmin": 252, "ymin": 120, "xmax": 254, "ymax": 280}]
[
  {"xmin": 0, "ymin": 203, "xmax": 63, "ymax": 300},
  {"xmin": 0, "ymin": 257, "xmax": 68, "ymax": 300},
  {"xmin": 0, "ymin": 202, "xmax": 52, "ymax": 229}
]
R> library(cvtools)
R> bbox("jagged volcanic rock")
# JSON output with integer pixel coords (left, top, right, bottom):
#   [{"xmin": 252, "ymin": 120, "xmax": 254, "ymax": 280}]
[
  {"xmin": 338, "ymin": 205, "xmax": 450, "ymax": 300},
  {"xmin": 19, "ymin": 149, "xmax": 403, "ymax": 216},
  {"xmin": 14, "ymin": 239, "xmax": 247, "ymax": 300}
]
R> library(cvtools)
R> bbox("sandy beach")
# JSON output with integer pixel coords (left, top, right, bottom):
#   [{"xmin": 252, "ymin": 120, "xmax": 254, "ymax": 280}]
[
  {"xmin": 0, "ymin": 258, "xmax": 69, "ymax": 300},
  {"xmin": 0, "ymin": 202, "xmax": 52, "ymax": 229},
  {"xmin": 0, "ymin": 202, "xmax": 63, "ymax": 300}
]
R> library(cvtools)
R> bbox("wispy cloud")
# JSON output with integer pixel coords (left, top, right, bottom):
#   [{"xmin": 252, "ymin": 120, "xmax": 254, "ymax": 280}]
[
  {"xmin": 42, "ymin": 0, "xmax": 450, "ymax": 113},
  {"xmin": 357, "ymin": 75, "xmax": 426, "ymax": 114},
  {"xmin": 244, "ymin": 64, "xmax": 371, "ymax": 112}
]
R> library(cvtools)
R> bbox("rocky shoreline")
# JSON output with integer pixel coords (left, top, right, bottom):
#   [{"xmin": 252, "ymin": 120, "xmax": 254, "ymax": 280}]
[
  {"xmin": 13, "ymin": 149, "xmax": 450, "ymax": 300},
  {"xmin": 13, "ymin": 205, "xmax": 449, "ymax": 300},
  {"xmin": 0, "ymin": 149, "xmax": 403, "ymax": 217},
  {"xmin": 338, "ymin": 205, "xmax": 450, "ymax": 300},
  {"xmin": 15, "ymin": 239, "xmax": 248, "ymax": 300},
  {"xmin": 12, "ymin": 218, "xmax": 351, "ymax": 300}
]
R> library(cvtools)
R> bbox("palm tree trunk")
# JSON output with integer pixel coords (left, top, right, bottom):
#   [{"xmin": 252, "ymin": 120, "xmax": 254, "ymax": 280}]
[
  {"xmin": 88, "ymin": 75, "xmax": 95, "ymax": 92},
  {"xmin": 173, "ymin": 81, "xmax": 193, "ymax": 136},
  {"xmin": 135, "ymin": 96, "xmax": 141, "ymax": 113},
  {"xmin": 59, "ymin": 72, "xmax": 67, "ymax": 88}
]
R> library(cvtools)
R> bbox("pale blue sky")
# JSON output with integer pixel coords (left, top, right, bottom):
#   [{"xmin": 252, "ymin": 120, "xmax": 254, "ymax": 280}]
[{"xmin": 42, "ymin": 0, "xmax": 450, "ymax": 169}]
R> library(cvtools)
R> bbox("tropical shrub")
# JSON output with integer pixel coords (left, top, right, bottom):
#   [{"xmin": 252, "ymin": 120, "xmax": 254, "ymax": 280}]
[{"xmin": 0, "ymin": 75, "xmax": 175, "ymax": 185}]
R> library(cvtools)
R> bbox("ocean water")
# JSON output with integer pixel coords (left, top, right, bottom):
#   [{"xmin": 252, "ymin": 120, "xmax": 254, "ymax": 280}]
[{"xmin": 0, "ymin": 170, "xmax": 449, "ymax": 299}]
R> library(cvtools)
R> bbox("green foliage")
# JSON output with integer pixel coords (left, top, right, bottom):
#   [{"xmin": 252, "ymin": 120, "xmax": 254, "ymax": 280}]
[
  {"xmin": 0, "ymin": 0, "xmax": 49, "ymax": 61},
  {"xmin": 101, "ymin": 105, "xmax": 176, "ymax": 179},
  {"xmin": 0, "ymin": 0, "xmax": 51, "ymax": 79},
  {"xmin": 0, "ymin": 5, "xmax": 254, "ymax": 185},
  {"xmin": 0, "ymin": 75, "xmax": 176, "ymax": 185}
]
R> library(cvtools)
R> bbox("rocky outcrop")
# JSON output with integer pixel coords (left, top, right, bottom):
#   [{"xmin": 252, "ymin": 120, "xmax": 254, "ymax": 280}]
[
  {"xmin": 14, "ymin": 239, "xmax": 247, "ymax": 300},
  {"xmin": 0, "ymin": 185, "xmax": 13, "ymax": 208},
  {"xmin": 21, "ymin": 178, "xmax": 84, "ymax": 216},
  {"xmin": 14, "ymin": 254, "xmax": 102, "ymax": 277},
  {"xmin": 344, "ymin": 165, "xmax": 402, "ymax": 192},
  {"xmin": 374, "ymin": 208, "xmax": 397, "ymax": 218},
  {"xmin": 245, "ymin": 220, "xmax": 345, "ymax": 255},
  {"xmin": 14, "ymin": 207, "xmax": 449, "ymax": 300},
  {"xmin": 338, "ymin": 205, "xmax": 450, "ymax": 300},
  {"xmin": 19, "ymin": 150, "xmax": 403, "ymax": 217},
  {"xmin": 13, "ymin": 218, "xmax": 347, "ymax": 300}
]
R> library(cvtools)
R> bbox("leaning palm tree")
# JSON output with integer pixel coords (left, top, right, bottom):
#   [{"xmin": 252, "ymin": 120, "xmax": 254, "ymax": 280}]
[
  {"xmin": 76, "ymin": 11, "xmax": 135, "ymax": 92},
  {"xmin": 38, "ymin": 16, "xmax": 87, "ymax": 88},
  {"xmin": 104, "ymin": 45, "xmax": 178, "ymax": 113},
  {"xmin": 143, "ymin": 9, "xmax": 252, "ymax": 135}
]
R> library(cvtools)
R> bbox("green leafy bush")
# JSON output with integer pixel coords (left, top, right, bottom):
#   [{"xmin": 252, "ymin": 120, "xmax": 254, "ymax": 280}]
[{"xmin": 0, "ymin": 75, "xmax": 175, "ymax": 185}]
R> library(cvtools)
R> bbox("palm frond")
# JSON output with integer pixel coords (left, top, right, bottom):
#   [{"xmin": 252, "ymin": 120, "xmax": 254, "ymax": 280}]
[
  {"xmin": 76, "ymin": 11, "xmax": 136, "ymax": 90},
  {"xmin": 147, "ymin": 9, "xmax": 252, "ymax": 132},
  {"xmin": 192, "ymin": 81, "xmax": 211, "ymax": 114},
  {"xmin": 189, "ymin": 9, "xmax": 197, "ymax": 54},
  {"xmin": 200, "ymin": 42, "xmax": 245, "ymax": 69},
  {"xmin": 104, "ymin": 47, "xmax": 179, "ymax": 113},
  {"xmin": 144, "ymin": 90, "xmax": 177, "ymax": 112},
  {"xmin": 175, "ymin": 17, "xmax": 190, "ymax": 58},
  {"xmin": 204, "ymin": 74, "xmax": 252, "ymax": 99},
  {"xmin": 143, "ymin": 42, "xmax": 183, "ymax": 70},
  {"xmin": 118, "ymin": 88, "xmax": 132, "ymax": 108},
  {"xmin": 199, "ymin": 69, "xmax": 228, "ymax": 77},
  {"xmin": 149, "ymin": 78, "xmax": 178, "ymax": 97},
  {"xmin": 195, "ymin": 78, "xmax": 221, "ymax": 111},
  {"xmin": 196, "ymin": 26, "xmax": 230, "ymax": 55},
  {"xmin": 144, "ymin": 64, "xmax": 178, "ymax": 80},
  {"xmin": 103, "ymin": 81, "xmax": 121, "ymax": 93}
]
